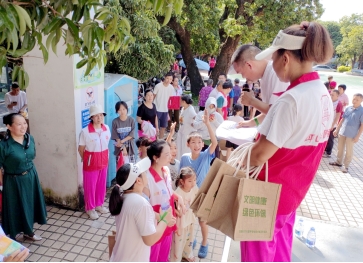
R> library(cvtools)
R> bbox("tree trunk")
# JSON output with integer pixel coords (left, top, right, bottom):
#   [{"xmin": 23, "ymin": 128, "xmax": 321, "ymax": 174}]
[
  {"xmin": 167, "ymin": 18, "xmax": 205, "ymax": 97},
  {"xmin": 210, "ymin": 36, "xmax": 241, "ymax": 84}
]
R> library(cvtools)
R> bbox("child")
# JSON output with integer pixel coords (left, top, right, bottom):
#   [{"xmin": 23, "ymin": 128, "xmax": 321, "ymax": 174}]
[
  {"xmin": 136, "ymin": 136, "xmax": 152, "ymax": 161},
  {"xmin": 177, "ymin": 95, "xmax": 197, "ymax": 159},
  {"xmin": 323, "ymin": 90, "xmax": 343, "ymax": 158},
  {"xmin": 170, "ymin": 167, "xmax": 198, "ymax": 262},
  {"xmin": 109, "ymin": 158, "xmax": 175, "ymax": 262},
  {"xmin": 330, "ymin": 93, "xmax": 363, "ymax": 173},
  {"xmin": 226, "ymin": 104, "xmax": 244, "ymax": 160},
  {"xmin": 179, "ymin": 110, "xmax": 218, "ymax": 258},
  {"xmin": 216, "ymin": 80, "xmax": 233, "ymax": 120},
  {"xmin": 338, "ymin": 84, "xmax": 349, "ymax": 111},
  {"xmin": 193, "ymin": 97, "xmax": 223, "ymax": 150},
  {"xmin": 167, "ymin": 122, "xmax": 180, "ymax": 190}
]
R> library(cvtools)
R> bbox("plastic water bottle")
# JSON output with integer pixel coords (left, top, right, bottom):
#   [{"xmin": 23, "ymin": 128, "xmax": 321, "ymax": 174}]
[
  {"xmin": 306, "ymin": 227, "xmax": 316, "ymax": 248},
  {"xmin": 294, "ymin": 218, "xmax": 304, "ymax": 238},
  {"xmin": 160, "ymin": 189, "xmax": 170, "ymax": 212}
]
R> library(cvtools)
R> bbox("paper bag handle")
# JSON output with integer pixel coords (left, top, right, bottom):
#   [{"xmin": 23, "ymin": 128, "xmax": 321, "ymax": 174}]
[{"xmin": 227, "ymin": 142, "xmax": 268, "ymax": 182}]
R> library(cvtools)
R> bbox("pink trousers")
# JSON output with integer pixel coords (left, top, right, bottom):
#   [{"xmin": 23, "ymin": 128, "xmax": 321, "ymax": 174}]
[
  {"xmin": 83, "ymin": 167, "xmax": 108, "ymax": 211},
  {"xmin": 150, "ymin": 233, "xmax": 172, "ymax": 262},
  {"xmin": 240, "ymin": 210, "xmax": 296, "ymax": 262}
]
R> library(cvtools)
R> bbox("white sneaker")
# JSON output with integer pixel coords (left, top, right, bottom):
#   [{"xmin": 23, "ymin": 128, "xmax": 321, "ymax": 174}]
[
  {"xmin": 24, "ymin": 233, "xmax": 42, "ymax": 241},
  {"xmin": 95, "ymin": 206, "xmax": 109, "ymax": 214},
  {"xmin": 87, "ymin": 209, "xmax": 99, "ymax": 220}
]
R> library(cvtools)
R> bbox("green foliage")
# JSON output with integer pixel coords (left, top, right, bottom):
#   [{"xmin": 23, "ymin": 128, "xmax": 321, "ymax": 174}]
[
  {"xmin": 105, "ymin": 0, "xmax": 180, "ymax": 81},
  {"xmin": 337, "ymin": 65, "xmax": 351, "ymax": 72},
  {"xmin": 112, "ymin": 37, "xmax": 175, "ymax": 81},
  {"xmin": 319, "ymin": 21, "xmax": 342, "ymax": 50},
  {"xmin": 0, "ymin": 0, "xmax": 179, "ymax": 89},
  {"xmin": 336, "ymin": 14, "xmax": 363, "ymax": 67}
]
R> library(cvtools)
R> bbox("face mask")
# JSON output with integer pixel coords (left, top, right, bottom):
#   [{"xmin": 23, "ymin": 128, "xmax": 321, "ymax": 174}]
[{"xmin": 206, "ymin": 107, "xmax": 216, "ymax": 114}]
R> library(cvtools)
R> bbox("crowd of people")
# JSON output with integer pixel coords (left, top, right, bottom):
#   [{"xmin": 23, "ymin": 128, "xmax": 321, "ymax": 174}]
[{"xmin": 1, "ymin": 20, "xmax": 363, "ymax": 263}]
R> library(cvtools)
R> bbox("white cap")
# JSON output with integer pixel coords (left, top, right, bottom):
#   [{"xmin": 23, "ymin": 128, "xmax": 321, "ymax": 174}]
[
  {"xmin": 255, "ymin": 30, "xmax": 306, "ymax": 60},
  {"xmin": 89, "ymin": 104, "xmax": 106, "ymax": 118},
  {"xmin": 120, "ymin": 158, "xmax": 151, "ymax": 190}
]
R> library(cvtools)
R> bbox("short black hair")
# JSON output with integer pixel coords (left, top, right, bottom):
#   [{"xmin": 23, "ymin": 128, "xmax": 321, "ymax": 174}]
[
  {"xmin": 222, "ymin": 80, "xmax": 233, "ymax": 89},
  {"xmin": 338, "ymin": 84, "xmax": 346, "ymax": 91},
  {"xmin": 115, "ymin": 101, "xmax": 128, "ymax": 113},
  {"xmin": 11, "ymin": 82, "xmax": 19, "ymax": 89}
]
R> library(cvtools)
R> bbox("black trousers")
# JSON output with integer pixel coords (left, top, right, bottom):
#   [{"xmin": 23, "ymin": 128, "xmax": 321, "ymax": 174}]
[{"xmin": 325, "ymin": 128, "xmax": 335, "ymax": 155}]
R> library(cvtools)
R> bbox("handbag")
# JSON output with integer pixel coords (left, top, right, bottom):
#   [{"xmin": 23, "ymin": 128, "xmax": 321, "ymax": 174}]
[
  {"xmin": 210, "ymin": 143, "xmax": 282, "ymax": 241},
  {"xmin": 168, "ymin": 96, "xmax": 181, "ymax": 110},
  {"xmin": 191, "ymin": 142, "xmax": 282, "ymax": 241}
]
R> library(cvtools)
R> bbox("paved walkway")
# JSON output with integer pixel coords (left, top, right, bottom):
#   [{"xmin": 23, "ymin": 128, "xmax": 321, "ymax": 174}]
[{"xmin": 20, "ymin": 195, "xmax": 226, "ymax": 262}]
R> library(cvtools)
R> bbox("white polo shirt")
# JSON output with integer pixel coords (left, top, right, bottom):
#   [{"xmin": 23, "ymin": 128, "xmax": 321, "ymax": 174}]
[{"xmin": 259, "ymin": 61, "xmax": 290, "ymax": 105}]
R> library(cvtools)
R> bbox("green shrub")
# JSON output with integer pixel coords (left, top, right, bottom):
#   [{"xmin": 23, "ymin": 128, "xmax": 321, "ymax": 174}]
[{"xmin": 337, "ymin": 66, "xmax": 351, "ymax": 72}]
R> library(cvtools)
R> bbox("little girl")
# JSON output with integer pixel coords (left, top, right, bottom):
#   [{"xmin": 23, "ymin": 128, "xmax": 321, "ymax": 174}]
[
  {"xmin": 170, "ymin": 167, "xmax": 198, "ymax": 262},
  {"xmin": 109, "ymin": 158, "xmax": 175, "ymax": 262},
  {"xmin": 226, "ymin": 104, "xmax": 244, "ymax": 159},
  {"xmin": 167, "ymin": 122, "xmax": 180, "ymax": 190},
  {"xmin": 136, "ymin": 136, "xmax": 152, "ymax": 162}
]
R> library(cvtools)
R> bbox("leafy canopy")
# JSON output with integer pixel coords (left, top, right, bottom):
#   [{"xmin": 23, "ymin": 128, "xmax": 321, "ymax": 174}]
[{"xmin": 336, "ymin": 13, "xmax": 363, "ymax": 66}]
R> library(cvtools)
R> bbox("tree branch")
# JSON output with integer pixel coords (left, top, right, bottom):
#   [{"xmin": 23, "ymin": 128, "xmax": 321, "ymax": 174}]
[
  {"xmin": 7, "ymin": 55, "xmax": 43, "ymax": 61},
  {"xmin": 41, "ymin": 0, "xmax": 63, "ymax": 17}
]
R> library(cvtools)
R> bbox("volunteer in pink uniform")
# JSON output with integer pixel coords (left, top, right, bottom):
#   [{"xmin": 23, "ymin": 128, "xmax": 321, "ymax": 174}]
[
  {"xmin": 143, "ymin": 140, "xmax": 185, "ymax": 262},
  {"xmin": 240, "ymin": 22, "xmax": 334, "ymax": 261},
  {"xmin": 78, "ymin": 105, "xmax": 111, "ymax": 220}
]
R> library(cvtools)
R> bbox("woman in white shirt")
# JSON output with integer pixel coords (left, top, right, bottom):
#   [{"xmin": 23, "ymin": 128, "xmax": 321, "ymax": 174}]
[
  {"xmin": 177, "ymin": 95, "xmax": 197, "ymax": 159},
  {"xmin": 109, "ymin": 158, "xmax": 175, "ymax": 262}
]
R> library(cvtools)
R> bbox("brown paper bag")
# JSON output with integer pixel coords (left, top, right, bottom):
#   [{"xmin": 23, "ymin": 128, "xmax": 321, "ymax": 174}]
[
  {"xmin": 190, "ymin": 158, "xmax": 225, "ymax": 219},
  {"xmin": 207, "ymin": 171, "xmax": 281, "ymax": 241},
  {"xmin": 193, "ymin": 159, "xmax": 246, "ymax": 221},
  {"xmin": 108, "ymin": 230, "xmax": 116, "ymax": 258}
]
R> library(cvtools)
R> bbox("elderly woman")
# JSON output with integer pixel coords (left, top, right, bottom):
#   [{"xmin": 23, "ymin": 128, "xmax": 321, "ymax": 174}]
[
  {"xmin": 0, "ymin": 113, "xmax": 47, "ymax": 241},
  {"xmin": 78, "ymin": 104, "xmax": 111, "ymax": 220}
]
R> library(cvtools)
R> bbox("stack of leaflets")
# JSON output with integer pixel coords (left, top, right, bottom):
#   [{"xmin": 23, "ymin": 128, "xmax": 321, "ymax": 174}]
[{"xmin": 0, "ymin": 226, "xmax": 29, "ymax": 261}]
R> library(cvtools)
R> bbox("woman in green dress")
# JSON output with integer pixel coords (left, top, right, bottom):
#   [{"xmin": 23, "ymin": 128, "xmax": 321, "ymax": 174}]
[{"xmin": 0, "ymin": 113, "xmax": 47, "ymax": 240}]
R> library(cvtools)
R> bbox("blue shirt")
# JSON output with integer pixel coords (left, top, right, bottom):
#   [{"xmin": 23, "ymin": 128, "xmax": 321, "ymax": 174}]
[
  {"xmin": 229, "ymin": 89, "xmax": 234, "ymax": 98},
  {"xmin": 339, "ymin": 105, "xmax": 363, "ymax": 138},
  {"xmin": 179, "ymin": 146, "xmax": 215, "ymax": 188}
]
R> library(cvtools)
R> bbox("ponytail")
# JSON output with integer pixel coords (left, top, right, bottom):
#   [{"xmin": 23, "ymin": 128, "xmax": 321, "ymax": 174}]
[
  {"xmin": 232, "ymin": 104, "xmax": 242, "ymax": 116},
  {"xmin": 279, "ymin": 22, "xmax": 334, "ymax": 64},
  {"xmin": 181, "ymin": 94, "xmax": 193, "ymax": 105},
  {"xmin": 109, "ymin": 185, "xmax": 124, "ymax": 216},
  {"xmin": 109, "ymin": 163, "xmax": 134, "ymax": 216}
]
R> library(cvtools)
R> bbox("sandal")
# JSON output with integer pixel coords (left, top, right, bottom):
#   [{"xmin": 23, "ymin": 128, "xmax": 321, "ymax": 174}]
[
  {"xmin": 186, "ymin": 257, "xmax": 195, "ymax": 262},
  {"xmin": 329, "ymin": 162, "xmax": 342, "ymax": 167}
]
